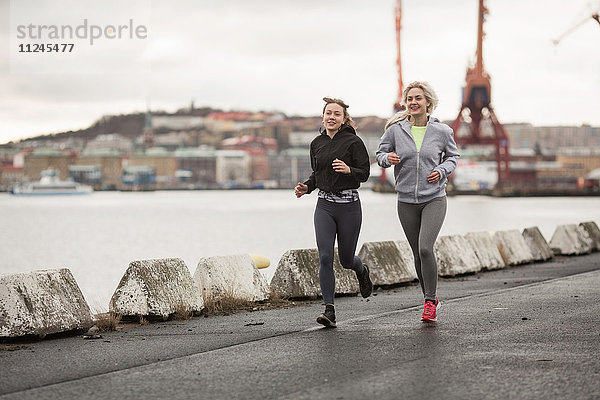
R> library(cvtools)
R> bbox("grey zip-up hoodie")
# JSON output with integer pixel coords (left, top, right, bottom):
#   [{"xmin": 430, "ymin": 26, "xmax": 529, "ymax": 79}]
[{"xmin": 376, "ymin": 117, "xmax": 459, "ymax": 204}]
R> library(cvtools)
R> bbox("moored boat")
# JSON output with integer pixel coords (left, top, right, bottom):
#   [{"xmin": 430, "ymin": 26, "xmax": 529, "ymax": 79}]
[{"xmin": 10, "ymin": 169, "xmax": 93, "ymax": 196}]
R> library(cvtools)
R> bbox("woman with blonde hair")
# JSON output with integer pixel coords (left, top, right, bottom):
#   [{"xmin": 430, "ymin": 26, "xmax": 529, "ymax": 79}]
[
  {"xmin": 376, "ymin": 81, "xmax": 459, "ymax": 322},
  {"xmin": 295, "ymin": 97, "xmax": 372, "ymax": 328}
]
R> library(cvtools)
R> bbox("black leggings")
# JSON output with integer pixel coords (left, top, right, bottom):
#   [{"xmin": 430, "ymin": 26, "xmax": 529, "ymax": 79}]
[
  {"xmin": 314, "ymin": 198, "xmax": 365, "ymax": 305},
  {"xmin": 396, "ymin": 196, "xmax": 447, "ymax": 301}
]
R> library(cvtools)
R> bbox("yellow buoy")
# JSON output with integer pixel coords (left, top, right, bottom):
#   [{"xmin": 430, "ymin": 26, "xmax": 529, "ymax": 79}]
[{"xmin": 250, "ymin": 254, "xmax": 270, "ymax": 269}]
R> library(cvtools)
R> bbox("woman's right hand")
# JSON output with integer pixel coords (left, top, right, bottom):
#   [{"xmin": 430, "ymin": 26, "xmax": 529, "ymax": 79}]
[
  {"xmin": 388, "ymin": 152, "xmax": 400, "ymax": 165},
  {"xmin": 294, "ymin": 182, "xmax": 308, "ymax": 198}
]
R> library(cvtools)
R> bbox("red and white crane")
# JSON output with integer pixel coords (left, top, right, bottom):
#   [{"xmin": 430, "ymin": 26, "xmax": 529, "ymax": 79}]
[{"xmin": 450, "ymin": 0, "xmax": 510, "ymax": 187}]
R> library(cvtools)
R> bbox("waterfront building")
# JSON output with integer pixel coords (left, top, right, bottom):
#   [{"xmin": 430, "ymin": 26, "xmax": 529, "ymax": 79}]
[
  {"xmin": 0, "ymin": 148, "xmax": 17, "ymax": 165},
  {"xmin": 69, "ymin": 165, "xmax": 103, "ymax": 189},
  {"xmin": 174, "ymin": 147, "xmax": 217, "ymax": 187},
  {"xmin": 0, "ymin": 165, "xmax": 24, "ymax": 191},
  {"xmin": 221, "ymin": 135, "xmax": 278, "ymax": 184},
  {"xmin": 215, "ymin": 150, "xmax": 251, "ymax": 187},
  {"xmin": 555, "ymin": 151, "xmax": 600, "ymax": 178},
  {"xmin": 23, "ymin": 148, "xmax": 74, "ymax": 181},
  {"xmin": 504, "ymin": 124, "xmax": 600, "ymax": 151},
  {"xmin": 452, "ymin": 160, "xmax": 498, "ymax": 192},
  {"xmin": 271, "ymin": 148, "xmax": 311, "ymax": 189},
  {"xmin": 76, "ymin": 148, "xmax": 123, "ymax": 190},
  {"xmin": 122, "ymin": 165, "xmax": 156, "ymax": 191},
  {"xmin": 127, "ymin": 147, "xmax": 177, "ymax": 189}
]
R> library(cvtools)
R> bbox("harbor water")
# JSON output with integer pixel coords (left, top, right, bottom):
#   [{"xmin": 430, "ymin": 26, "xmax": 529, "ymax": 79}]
[{"xmin": 1, "ymin": 190, "xmax": 599, "ymax": 309}]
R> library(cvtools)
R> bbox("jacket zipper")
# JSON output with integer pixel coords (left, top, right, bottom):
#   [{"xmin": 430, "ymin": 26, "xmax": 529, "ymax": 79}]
[
  {"xmin": 414, "ymin": 123, "xmax": 429, "ymax": 203},
  {"xmin": 326, "ymin": 135, "xmax": 334, "ymax": 190},
  {"xmin": 415, "ymin": 151, "xmax": 420, "ymax": 203}
]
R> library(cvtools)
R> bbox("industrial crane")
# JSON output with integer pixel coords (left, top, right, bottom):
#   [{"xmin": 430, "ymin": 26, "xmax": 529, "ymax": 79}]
[
  {"xmin": 553, "ymin": 7, "xmax": 600, "ymax": 46},
  {"xmin": 393, "ymin": 0, "xmax": 405, "ymax": 113},
  {"xmin": 375, "ymin": 0, "xmax": 405, "ymax": 192},
  {"xmin": 451, "ymin": 0, "xmax": 510, "ymax": 187}
]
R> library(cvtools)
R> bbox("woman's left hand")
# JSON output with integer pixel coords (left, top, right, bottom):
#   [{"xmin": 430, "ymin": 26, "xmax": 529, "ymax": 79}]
[
  {"xmin": 332, "ymin": 159, "xmax": 351, "ymax": 174},
  {"xmin": 427, "ymin": 171, "xmax": 441, "ymax": 183}
]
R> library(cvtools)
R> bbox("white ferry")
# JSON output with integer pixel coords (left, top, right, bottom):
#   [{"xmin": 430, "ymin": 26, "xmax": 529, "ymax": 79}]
[{"xmin": 10, "ymin": 169, "xmax": 93, "ymax": 196}]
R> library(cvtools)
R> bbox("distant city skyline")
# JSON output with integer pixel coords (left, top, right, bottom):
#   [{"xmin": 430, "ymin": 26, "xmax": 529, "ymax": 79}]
[{"xmin": 1, "ymin": 0, "xmax": 599, "ymax": 144}]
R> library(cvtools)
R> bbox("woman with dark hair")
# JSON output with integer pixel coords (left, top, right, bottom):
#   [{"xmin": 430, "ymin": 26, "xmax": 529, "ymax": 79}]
[
  {"xmin": 295, "ymin": 97, "xmax": 372, "ymax": 328},
  {"xmin": 377, "ymin": 81, "xmax": 460, "ymax": 323}
]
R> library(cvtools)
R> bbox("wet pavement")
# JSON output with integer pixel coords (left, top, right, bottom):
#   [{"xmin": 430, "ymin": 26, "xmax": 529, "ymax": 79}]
[{"xmin": 1, "ymin": 252, "xmax": 599, "ymax": 400}]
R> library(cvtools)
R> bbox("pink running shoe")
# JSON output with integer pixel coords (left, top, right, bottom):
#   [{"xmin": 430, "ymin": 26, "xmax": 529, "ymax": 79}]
[{"xmin": 421, "ymin": 298, "xmax": 439, "ymax": 322}]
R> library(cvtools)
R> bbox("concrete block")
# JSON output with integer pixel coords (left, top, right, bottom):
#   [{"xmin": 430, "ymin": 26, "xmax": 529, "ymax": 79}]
[
  {"xmin": 465, "ymin": 232, "xmax": 506, "ymax": 270},
  {"xmin": 493, "ymin": 230, "xmax": 534, "ymax": 266},
  {"xmin": 395, "ymin": 240, "xmax": 416, "ymax": 267},
  {"xmin": 549, "ymin": 224, "xmax": 593, "ymax": 255},
  {"xmin": 109, "ymin": 258, "xmax": 203, "ymax": 319},
  {"xmin": 395, "ymin": 240, "xmax": 418, "ymax": 280},
  {"xmin": 357, "ymin": 241, "xmax": 417, "ymax": 285},
  {"xmin": 522, "ymin": 227, "xmax": 554, "ymax": 261},
  {"xmin": 194, "ymin": 254, "xmax": 269, "ymax": 302},
  {"xmin": 579, "ymin": 221, "xmax": 600, "ymax": 251},
  {"xmin": 269, "ymin": 248, "xmax": 359, "ymax": 299},
  {"xmin": 0, "ymin": 269, "xmax": 93, "ymax": 338},
  {"xmin": 434, "ymin": 235, "xmax": 482, "ymax": 277}
]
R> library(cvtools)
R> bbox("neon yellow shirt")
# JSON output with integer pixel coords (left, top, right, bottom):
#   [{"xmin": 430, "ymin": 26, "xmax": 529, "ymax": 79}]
[{"xmin": 411, "ymin": 125, "xmax": 426, "ymax": 151}]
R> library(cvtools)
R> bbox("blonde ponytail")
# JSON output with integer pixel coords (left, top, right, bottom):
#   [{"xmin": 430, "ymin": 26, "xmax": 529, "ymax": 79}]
[{"xmin": 385, "ymin": 110, "xmax": 410, "ymax": 130}]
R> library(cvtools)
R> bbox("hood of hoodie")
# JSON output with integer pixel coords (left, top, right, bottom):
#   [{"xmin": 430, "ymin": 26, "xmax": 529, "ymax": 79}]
[
  {"xmin": 320, "ymin": 123, "xmax": 357, "ymax": 137},
  {"xmin": 304, "ymin": 123, "xmax": 370, "ymax": 194}
]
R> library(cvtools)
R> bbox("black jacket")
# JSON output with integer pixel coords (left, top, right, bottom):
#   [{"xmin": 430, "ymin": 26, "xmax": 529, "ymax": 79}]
[{"xmin": 304, "ymin": 124, "xmax": 370, "ymax": 194}]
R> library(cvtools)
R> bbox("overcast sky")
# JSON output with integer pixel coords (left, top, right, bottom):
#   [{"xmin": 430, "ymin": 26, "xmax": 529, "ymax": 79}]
[{"xmin": 1, "ymin": 0, "xmax": 599, "ymax": 144}]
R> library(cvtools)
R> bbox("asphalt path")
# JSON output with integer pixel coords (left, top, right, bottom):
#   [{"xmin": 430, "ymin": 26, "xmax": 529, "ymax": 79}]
[{"xmin": 1, "ymin": 253, "xmax": 599, "ymax": 399}]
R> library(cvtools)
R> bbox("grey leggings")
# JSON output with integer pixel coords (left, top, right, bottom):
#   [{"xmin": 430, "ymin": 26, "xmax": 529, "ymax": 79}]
[
  {"xmin": 314, "ymin": 198, "xmax": 365, "ymax": 305},
  {"xmin": 397, "ymin": 196, "xmax": 447, "ymax": 301}
]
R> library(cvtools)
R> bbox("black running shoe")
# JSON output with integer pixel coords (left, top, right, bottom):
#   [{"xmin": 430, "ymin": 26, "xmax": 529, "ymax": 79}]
[
  {"xmin": 316, "ymin": 305, "xmax": 336, "ymax": 328},
  {"xmin": 356, "ymin": 264, "xmax": 373, "ymax": 298}
]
